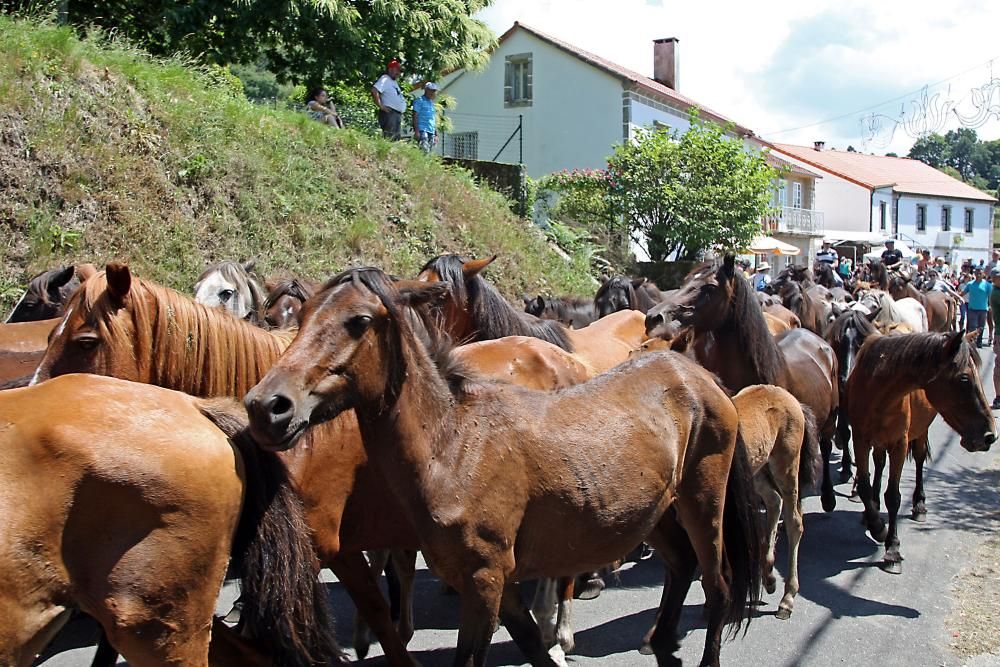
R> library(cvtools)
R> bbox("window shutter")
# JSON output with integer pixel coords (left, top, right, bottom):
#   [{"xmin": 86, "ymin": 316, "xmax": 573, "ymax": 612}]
[
  {"xmin": 504, "ymin": 59, "xmax": 513, "ymax": 104},
  {"xmin": 525, "ymin": 57, "xmax": 533, "ymax": 101}
]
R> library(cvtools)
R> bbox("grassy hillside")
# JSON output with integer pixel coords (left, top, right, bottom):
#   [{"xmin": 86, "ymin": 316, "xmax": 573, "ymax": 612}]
[{"xmin": 0, "ymin": 17, "xmax": 594, "ymax": 313}]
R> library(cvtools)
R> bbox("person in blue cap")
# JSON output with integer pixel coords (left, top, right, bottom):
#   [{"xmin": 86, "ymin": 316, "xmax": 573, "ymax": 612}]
[{"xmin": 412, "ymin": 82, "xmax": 439, "ymax": 154}]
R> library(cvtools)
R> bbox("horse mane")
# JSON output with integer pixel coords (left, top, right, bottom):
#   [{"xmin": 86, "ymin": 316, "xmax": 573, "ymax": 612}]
[
  {"xmin": 594, "ymin": 275, "xmax": 637, "ymax": 310},
  {"xmin": 704, "ymin": 263, "xmax": 786, "ymax": 384},
  {"xmin": 825, "ymin": 309, "xmax": 877, "ymax": 350},
  {"xmin": 197, "ymin": 260, "xmax": 267, "ymax": 321},
  {"xmin": 420, "ymin": 254, "xmax": 573, "ymax": 352},
  {"xmin": 856, "ymin": 332, "xmax": 970, "ymax": 381},
  {"xmin": 865, "ymin": 290, "xmax": 902, "ymax": 326},
  {"xmin": 778, "ymin": 281, "xmax": 804, "ymax": 316},
  {"xmin": 264, "ymin": 278, "xmax": 315, "ymax": 310},
  {"xmin": 79, "ymin": 272, "xmax": 292, "ymax": 397},
  {"xmin": 869, "ymin": 260, "xmax": 889, "ymax": 290}
]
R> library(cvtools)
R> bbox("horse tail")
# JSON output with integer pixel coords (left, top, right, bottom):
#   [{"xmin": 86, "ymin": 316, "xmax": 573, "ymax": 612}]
[
  {"xmin": 722, "ymin": 432, "xmax": 765, "ymax": 636},
  {"xmin": 797, "ymin": 404, "xmax": 822, "ymax": 496},
  {"xmin": 198, "ymin": 399, "xmax": 345, "ymax": 667}
]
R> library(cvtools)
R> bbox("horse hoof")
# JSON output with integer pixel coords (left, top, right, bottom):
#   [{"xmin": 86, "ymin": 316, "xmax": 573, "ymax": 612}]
[
  {"xmin": 764, "ymin": 577, "xmax": 777, "ymax": 595},
  {"xmin": 821, "ymin": 494, "xmax": 836, "ymax": 512},
  {"xmin": 577, "ymin": 578, "xmax": 605, "ymax": 601},
  {"xmin": 880, "ymin": 558, "xmax": 903, "ymax": 575},
  {"xmin": 911, "ymin": 509, "xmax": 927, "ymax": 523},
  {"xmin": 548, "ymin": 643, "xmax": 569, "ymax": 667},
  {"xmin": 354, "ymin": 640, "xmax": 370, "ymax": 660},
  {"xmin": 775, "ymin": 606, "xmax": 792, "ymax": 621},
  {"xmin": 638, "ymin": 643, "xmax": 654, "ymax": 656},
  {"xmin": 847, "ymin": 493, "xmax": 863, "ymax": 504}
]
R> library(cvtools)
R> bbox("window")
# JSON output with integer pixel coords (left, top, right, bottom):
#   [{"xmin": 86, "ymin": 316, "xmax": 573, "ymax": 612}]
[
  {"xmin": 449, "ymin": 131, "xmax": 478, "ymax": 160},
  {"xmin": 941, "ymin": 206, "xmax": 951, "ymax": 231},
  {"xmin": 965, "ymin": 208, "xmax": 974, "ymax": 233},
  {"xmin": 879, "ymin": 201, "xmax": 886, "ymax": 231},
  {"xmin": 777, "ymin": 179, "xmax": 787, "ymax": 207},
  {"xmin": 791, "ymin": 182, "xmax": 802, "ymax": 209},
  {"xmin": 504, "ymin": 53, "xmax": 533, "ymax": 107},
  {"xmin": 916, "ymin": 204, "xmax": 927, "ymax": 232},
  {"xmin": 892, "ymin": 197, "xmax": 899, "ymax": 234}
]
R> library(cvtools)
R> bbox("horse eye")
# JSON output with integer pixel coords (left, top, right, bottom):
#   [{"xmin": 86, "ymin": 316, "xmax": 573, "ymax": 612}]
[
  {"xmin": 959, "ymin": 373, "xmax": 971, "ymax": 383},
  {"xmin": 219, "ymin": 289, "xmax": 235, "ymax": 302},
  {"xmin": 74, "ymin": 334, "xmax": 100, "ymax": 351},
  {"xmin": 346, "ymin": 315, "xmax": 373, "ymax": 337}
]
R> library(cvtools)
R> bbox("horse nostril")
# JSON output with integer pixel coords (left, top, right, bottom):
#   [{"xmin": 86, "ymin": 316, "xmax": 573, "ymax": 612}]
[
  {"xmin": 645, "ymin": 312, "xmax": 664, "ymax": 334},
  {"xmin": 267, "ymin": 394, "xmax": 293, "ymax": 419},
  {"xmin": 985, "ymin": 432, "xmax": 996, "ymax": 446}
]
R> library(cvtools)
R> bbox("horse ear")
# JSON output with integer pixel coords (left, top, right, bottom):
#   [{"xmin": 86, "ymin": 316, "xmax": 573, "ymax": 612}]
[
  {"xmin": 105, "ymin": 263, "xmax": 132, "ymax": 302},
  {"xmin": 48, "ymin": 265, "xmax": 76, "ymax": 290},
  {"xmin": 962, "ymin": 330, "xmax": 978, "ymax": 346},
  {"xmin": 76, "ymin": 263, "xmax": 98, "ymax": 282},
  {"xmin": 461, "ymin": 255, "xmax": 497, "ymax": 279},
  {"xmin": 722, "ymin": 255, "xmax": 736, "ymax": 278},
  {"xmin": 946, "ymin": 330, "xmax": 967, "ymax": 356},
  {"xmin": 534, "ymin": 295, "xmax": 545, "ymax": 308},
  {"xmin": 243, "ymin": 259, "xmax": 257, "ymax": 274},
  {"xmin": 396, "ymin": 280, "xmax": 451, "ymax": 308},
  {"xmin": 631, "ymin": 277, "xmax": 647, "ymax": 288},
  {"xmin": 600, "ymin": 275, "xmax": 609, "ymax": 285}
]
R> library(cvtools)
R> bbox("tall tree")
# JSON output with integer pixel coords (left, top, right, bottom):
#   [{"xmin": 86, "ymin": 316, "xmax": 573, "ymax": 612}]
[
  {"xmin": 606, "ymin": 112, "xmax": 777, "ymax": 262},
  {"xmin": 908, "ymin": 133, "xmax": 949, "ymax": 168},
  {"xmin": 2, "ymin": 0, "xmax": 496, "ymax": 87}
]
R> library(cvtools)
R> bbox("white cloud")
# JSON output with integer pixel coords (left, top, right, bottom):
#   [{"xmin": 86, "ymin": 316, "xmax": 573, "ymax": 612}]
[{"xmin": 477, "ymin": 0, "xmax": 1000, "ymax": 155}]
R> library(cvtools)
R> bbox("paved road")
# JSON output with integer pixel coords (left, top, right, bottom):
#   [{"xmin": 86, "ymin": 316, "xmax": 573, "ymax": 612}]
[{"xmin": 37, "ymin": 351, "xmax": 1000, "ymax": 667}]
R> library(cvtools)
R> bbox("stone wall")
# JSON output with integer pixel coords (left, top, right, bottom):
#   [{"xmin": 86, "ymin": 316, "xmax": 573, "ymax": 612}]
[{"xmin": 443, "ymin": 158, "xmax": 527, "ymax": 216}]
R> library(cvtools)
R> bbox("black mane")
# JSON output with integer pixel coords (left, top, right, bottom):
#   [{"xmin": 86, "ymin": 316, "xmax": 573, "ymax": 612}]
[
  {"xmin": 420, "ymin": 254, "xmax": 573, "ymax": 351},
  {"xmin": 825, "ymin": 309, "xmax": 877, "ymax": 352},
  {"xmin": 593, "ymin": 275, "xmax": 637, "ymax": 311},
  {"xmin": 265, "ymin": 278, "xmax": 315, "ymax": 310},
  {"xmin": 858, "ymin": 332, "xmax": 971, "ymax": 379},
  {"xmin": 716, "ymin": 261, "xmax": 788, "ymax": 386}
]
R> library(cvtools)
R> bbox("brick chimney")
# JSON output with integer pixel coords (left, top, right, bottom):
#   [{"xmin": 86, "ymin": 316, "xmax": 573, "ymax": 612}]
[
  {"xmin": 814, "ymin": 140, "xmax": 826, "ymax": 151},
  {"xmin": 653, "ymin": 38, "xmax": 679, "ymax": 90}
]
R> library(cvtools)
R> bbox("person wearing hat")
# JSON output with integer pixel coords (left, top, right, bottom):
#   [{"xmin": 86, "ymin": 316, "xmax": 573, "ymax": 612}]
[
  {"xmin": 752, "ymin": 262, "xmax": 771, "ymax": 292},
  {"xmin": 412, "ymin": 82, "xmax": 439, "ymax": 154},
  {"xmin": 963, "ymin": 266, "xmax": 992, "ymax": 347},
  {"xmin": 880, "ymin": 239, "xmax": 903, "ymax": 270},
  {"xmin": 372, "ymin": 59, "xmax": 406, "ymax": 140}
]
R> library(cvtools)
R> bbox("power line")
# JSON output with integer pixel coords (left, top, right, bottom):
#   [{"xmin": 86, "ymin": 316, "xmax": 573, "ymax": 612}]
[{"xmin": 761, "ymin": 55, "xmax": 999, "ymax": 137}]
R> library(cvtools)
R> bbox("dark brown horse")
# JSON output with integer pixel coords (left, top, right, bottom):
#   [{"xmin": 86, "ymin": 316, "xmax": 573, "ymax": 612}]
[
  {"xmin": 264, "ymin": 277, "xmax": 316, "ymax": 329},
  {"xmin": 5, "ymin": 263, "xmax": 96, "ymax": 323},
  {"xmin": 846, "ymin": 332, "xmax": 995, "ymax": 573},
  {"xmin": 593, "ymin": 275, "xmax": 664, "ymax": 317},
  {"xmin": 645, "ymin": 256, "xmax": 840, "ymax": 511},
  {"xmin": 2, "ymin": 374, "xmax": 341, "ymax": 666},
  {"xmin": 888, "ymin": 273, "xmax": 956, "ymax": 332},
  {"xmin": 245, "ymin": 267, "xmax": 763, "ymax": 667},
  {"xmin": 523, "ymin": 294, "xmax": 597, "ymax": 328}
]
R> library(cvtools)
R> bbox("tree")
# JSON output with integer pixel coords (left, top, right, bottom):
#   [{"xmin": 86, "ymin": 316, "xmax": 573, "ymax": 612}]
[
  {"xmin": 908, "ymin": 133, "xmax": 949, "ymax": 168},
  {"xmin": 3, "ymin": 0, "xmax": 496, "ymax": 88},
  {"xmin": 606, "ymin": 111, "xmax": 777, "ymax": 261},
  {"xmin": 943, "ymin": 128, "xmax": 982, "ymax": 181}
]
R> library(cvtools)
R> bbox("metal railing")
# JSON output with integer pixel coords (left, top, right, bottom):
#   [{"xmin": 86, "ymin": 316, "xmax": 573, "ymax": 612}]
[{"xmin": 762, "ymin": 206, "xmax": 825, "ymax": 235}]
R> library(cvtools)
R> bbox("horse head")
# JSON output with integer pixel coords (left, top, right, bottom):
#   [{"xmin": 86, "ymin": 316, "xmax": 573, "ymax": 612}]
[
  {"xmin": 922, "ymin": 332, "xmax": 996, "ymax": 452},
  {"xmin": 644, "ymin": 256, "xmax": 738, "ymax": 339},
  {"xmin": 264, "ymin": 278, "xmax": 315, "ymax": 329},
  {"xmin": 194, "ymin": 260, "xmax": 266, "ymax": 322},
  {"xmin": 6, "ymin": 264, "xmax": 84, "ymax": 323},
  {"xmin": 594, "ymin": 275, "xmax": 639, "ymax": 318}
]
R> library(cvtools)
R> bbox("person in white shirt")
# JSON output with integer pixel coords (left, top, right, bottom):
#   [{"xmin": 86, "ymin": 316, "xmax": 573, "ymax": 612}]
[
  {"xmin": 752, "ymin": 263, "xmax": 771, "ymax": 291},
  {"xmin": 371, "ymin": 59, "xmax": 406, "ymax": 140}
]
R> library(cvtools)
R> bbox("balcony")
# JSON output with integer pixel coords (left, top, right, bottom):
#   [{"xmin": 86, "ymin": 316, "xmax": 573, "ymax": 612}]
[{"xmin": 762, "ymin": 207, "xmax": 825, "ymax": 236}]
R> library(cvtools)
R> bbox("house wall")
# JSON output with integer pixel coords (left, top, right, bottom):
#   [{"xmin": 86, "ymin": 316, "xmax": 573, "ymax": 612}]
[
  {"xmin": 440, "ymin": 31, "xmax": 623, "ymax": 178},
  {"xmin": 897, "ymin": 194, "xmax": 993, "ymax": 264},
  {"xmin": 770, "ymin": 150, "xmax": 871, "ymax": 233},
  {"xmin": 626, "ymin": 89, "xmax": 692, "ymax": 138},
  {"xmin": 870, "ymin": 187, "xmax": 894, "ymax": 236}
]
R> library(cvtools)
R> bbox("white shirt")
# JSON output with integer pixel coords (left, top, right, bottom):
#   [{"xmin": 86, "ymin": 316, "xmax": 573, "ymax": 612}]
[{"xmin": 373, "ymin": 74, "xmax": 406, "ymax": 113}]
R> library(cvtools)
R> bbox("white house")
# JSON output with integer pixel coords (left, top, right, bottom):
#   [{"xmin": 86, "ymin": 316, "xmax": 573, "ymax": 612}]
[{"xmin": 768, "ymin": 142, "xmax": 997, "ymax": 265}]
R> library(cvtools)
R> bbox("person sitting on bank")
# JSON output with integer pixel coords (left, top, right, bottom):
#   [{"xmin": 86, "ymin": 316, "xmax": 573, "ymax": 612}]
[
  {"xmin": 372, "ymin": 59, "xmax": 406, "ymax": 140},
  {"xmin": 305, "ymin": 88, "xmax": 344, "ymax": 128},
  {"xmin": 412, "ymin": 82, "xmax": 439, "ymax": 154}
]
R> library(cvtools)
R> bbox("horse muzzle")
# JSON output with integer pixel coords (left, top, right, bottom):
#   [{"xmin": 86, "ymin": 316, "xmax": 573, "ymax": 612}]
[
  {"xmin": 961, "ymin": 431, "xmax": 996, "ymax": 452},
  {"xmin": 244, "ymin": 386, "xmax": 308, "ymax": 451}
]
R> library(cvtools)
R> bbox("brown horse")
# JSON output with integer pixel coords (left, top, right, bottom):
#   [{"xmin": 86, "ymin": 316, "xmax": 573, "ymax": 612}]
[
  {"xmin": 645, "ymin": 256, "xmax": 839, "ymax": 512},
  {"xmin": 264, "ymin": 277, "xmax": 316, "ymax": 329},
  {"xmin": 245, "ymin": 267, "xmax": 763, "ymax": 667},
  {"xmin": 418, "ymin": 254, "xmax": 647, "ymax": 374},
  {"xmin": 888, "ymin": 273, "xmax": 956, "ymax": 332},
  {"xmin": 733, "ymin": 384, "xmax": 819, "ymax": 620},
  {"xmin": 0, "ymin": 318, "xmax": 61, "ymax": 387},
  {"xmin": 846, "ymin": 332, "xmax": 995, "ymax": 573},
  {"xmin": 5, "ymin": 263, "xmax": 96, "ymax": 323},
  {"xmin": 0, "ymin": 374, "xmax": 341, "ymax": 666},
  {"xmin": 34, "ymin": 265, "xmax": 610, "ymax": 665}
]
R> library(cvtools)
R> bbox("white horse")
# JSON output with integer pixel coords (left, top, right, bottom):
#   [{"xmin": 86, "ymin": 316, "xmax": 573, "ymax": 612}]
[
  {"xmin": 853, "ymin": 289, "xmax": 928, "ymax": 333},
  {"xmin": 193, "ymin": 260, "xmax": 266, "ymax": 323}
]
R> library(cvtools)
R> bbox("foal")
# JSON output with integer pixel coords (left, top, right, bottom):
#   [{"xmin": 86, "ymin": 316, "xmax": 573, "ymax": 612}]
[{"xmin": 246, "ymin": 268, "xmax": 763, "ymax": 667}]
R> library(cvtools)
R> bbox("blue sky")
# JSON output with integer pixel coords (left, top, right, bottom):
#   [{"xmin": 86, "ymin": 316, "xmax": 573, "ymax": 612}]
[{"xmin": 476, "ymin": 0, "xmax": 1000, "ymax": 154}]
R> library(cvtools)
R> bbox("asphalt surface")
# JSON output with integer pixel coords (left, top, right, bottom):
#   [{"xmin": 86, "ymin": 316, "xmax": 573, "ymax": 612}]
[{"xmin": 36, "ymin": 351, "xmax": 1000, "ymax": 667}]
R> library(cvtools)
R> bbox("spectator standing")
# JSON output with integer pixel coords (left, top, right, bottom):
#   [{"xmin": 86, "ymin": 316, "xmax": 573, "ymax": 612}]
[
  {"xmin": 839, "ymin": 257, "xmax": 853, "ymax": 279},
  {"xmin": 989, "ymin": 250, "xmax": 1000, "ymax": 274},
  {"xmin": 752, "ymin": 263, "xmax": 771, "ymax": 292},
  {"xmin": 917, "ymin": 250, "xmax": 931, "ymax": 273},
  {"xmin": 305, "ymin": 88, "xmax": 344, "ymax": 128},
  {"xmin": 412, "ymin": 82, "xmax": 439, "ymax": 154},
  {"xmin": 372, "ymin": 59, "xmax": 406, "ymax": 140},
  {"xmin": 963, "ymin": 266, "xmax": 991, "ymax": 347}
]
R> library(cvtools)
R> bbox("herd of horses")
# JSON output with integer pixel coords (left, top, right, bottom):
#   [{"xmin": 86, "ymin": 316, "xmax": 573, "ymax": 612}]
[{"xmin": 0, "ymin": 252, "xmax": 994, "ymax": 667}]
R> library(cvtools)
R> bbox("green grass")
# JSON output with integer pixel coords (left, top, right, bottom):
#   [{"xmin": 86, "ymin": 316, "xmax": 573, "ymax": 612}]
[{"xmin": 0, "ymin": 16, "xmax": 594, "ymax": 313}]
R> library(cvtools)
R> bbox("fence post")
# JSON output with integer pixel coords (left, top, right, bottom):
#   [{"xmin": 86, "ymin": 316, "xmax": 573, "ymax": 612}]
[{"xmin": 518, "ymin": 114, "xmax": 523, "ymax": 165}]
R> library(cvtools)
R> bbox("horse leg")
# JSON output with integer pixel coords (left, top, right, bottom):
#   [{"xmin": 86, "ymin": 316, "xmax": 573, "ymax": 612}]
[
  {"xmin": 774, "ymin": 471, "xmax": 803, "ymax": 621},
  {"xmin": 642, "ymin": 511, "xmax": 697, "ymax": 666},
  {"xmin": 854, "ymin": 440, "xmax": 888, "ymax": 542},
  {"xmin": 871, "ymin": 448, "xmax": 887, "ymax": 515},
  {"xmin": 499, "ymin": 582, "xmax": 560, "ymax": 667},
  {"xmin": 835, "ymin": 407, "xmax": 853, "ymax": 483},
  {"xmin": 820, "ymin": 432, "xmax": 837, "ymax": 512},
  {"xmin": 576, "ymin": 571, "xmax": 605, "ymax": 600},
  {"xmin": 91, "ymin": 630, "xmax": 119, "ymax": 667},
  {"xmin": 352, "ymin": 549, "xmax": 390, "ymax": 659},
  {"xmin": 329, "ymin": 551, "xmax": 414, "ymax": 666},
  {"xmin": 881, "ymin": 445, "xmax": 907, "ymax": 574},
  {"xmin": 754, "ymin": 475, "xmax": 781, "ymax": 597},
  {"xmin": 554, "ymin": 576, "xmax": 575, "ymax": 653},
  {"xmin": 454, "ymin": 568, "xmax": 506, "ymax": 667},
  {"xmin": 911, "ymin": 437, "xmax": 928, "ymax": 522},
  {"xmin": 391, "ymin": 549, "xmax": 418, "ymax": 645},
  {"xmin": 529, "ymin": 578, "xmax": 558, "ymax": 650}
]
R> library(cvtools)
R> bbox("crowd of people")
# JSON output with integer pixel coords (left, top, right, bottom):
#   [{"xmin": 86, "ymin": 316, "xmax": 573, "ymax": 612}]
[{"xmin": 304, "ymin": 59, "xmax": 440, "ymax": 154}]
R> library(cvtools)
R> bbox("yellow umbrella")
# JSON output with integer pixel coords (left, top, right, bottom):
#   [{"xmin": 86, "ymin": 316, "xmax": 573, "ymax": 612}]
[{"xmin": 748, "ymin": 236, "xmax": 801, "ymax": 256}]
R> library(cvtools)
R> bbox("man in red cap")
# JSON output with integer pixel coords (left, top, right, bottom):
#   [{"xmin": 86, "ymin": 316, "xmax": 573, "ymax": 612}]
[{"xmin": 372, "ymin": 59, "xmax": 405, "ymax": 140}]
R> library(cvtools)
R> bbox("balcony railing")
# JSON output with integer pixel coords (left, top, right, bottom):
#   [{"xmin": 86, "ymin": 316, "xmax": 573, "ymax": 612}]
[{"xmin": 762, "ymin": 206, "xmax": 825, "ymax": 236}]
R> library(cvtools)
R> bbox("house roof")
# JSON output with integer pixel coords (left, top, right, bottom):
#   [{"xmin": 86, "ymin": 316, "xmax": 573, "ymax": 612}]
[
  {"xmin": 485, "ymin": 22, "xmax": 755, "ymax": 137},
  {"xmin": 768, "ymin": 142, "xmax": 997, "ymax": 203}
]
